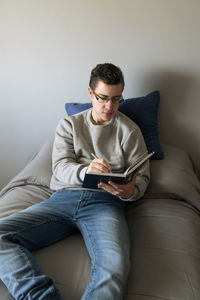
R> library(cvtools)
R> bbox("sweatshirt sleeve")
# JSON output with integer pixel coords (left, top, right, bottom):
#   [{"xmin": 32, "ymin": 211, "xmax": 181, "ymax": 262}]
[
  {"xmin": 119, "ymin": 127, "xmax": 150, "ymax": 202},
  {"xmin": 51, "ymin": 118, "xmax": 88, "ymax": 186}
]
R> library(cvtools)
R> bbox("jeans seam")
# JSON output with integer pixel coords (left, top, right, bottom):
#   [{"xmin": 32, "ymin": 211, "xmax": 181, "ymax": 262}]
[
  {"xmin": 74, "ymin": 197, "xmax": 87, "ymax": 219},
  {"xmin": 78, "ymin": 220, "xmax": 96, "ymax": 300}
]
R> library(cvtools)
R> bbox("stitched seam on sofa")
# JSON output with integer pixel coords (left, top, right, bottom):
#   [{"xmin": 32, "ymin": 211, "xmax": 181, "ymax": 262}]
[
  {"xmin": 128, "ymin": 293, "xmax": 172, "ymax": 300},
  {"xmin": 133, "ymin": 245, "xmax": 200, "ymax": 259},
  {"xmin": 0, "ymin": 183, "xmax": 53, "ymax": 198}
]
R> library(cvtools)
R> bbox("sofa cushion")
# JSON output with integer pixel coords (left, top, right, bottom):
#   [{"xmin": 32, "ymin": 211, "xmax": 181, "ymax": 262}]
[
  {"xmin": 0, "ymin": 140, "xmax": 53, "ymax": 196},
  {"xmin": 145, "ymin": 144, "xmax": 200, "ymax": 211},
  {"xmin": 65, "ymin": 91, "xmax": 164, "ymax": 160},
  {"xmin": 0, "ymin": 140, "xmax": 53, "ymax": 218}
]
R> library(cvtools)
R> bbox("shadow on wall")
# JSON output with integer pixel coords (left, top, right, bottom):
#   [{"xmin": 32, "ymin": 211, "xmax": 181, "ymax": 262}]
[{"xmin": 140, "ymin": 69, "xmax": 200, "ymax": 176}]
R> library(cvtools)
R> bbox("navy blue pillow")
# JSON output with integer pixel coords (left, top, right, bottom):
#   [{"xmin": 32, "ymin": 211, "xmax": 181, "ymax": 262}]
[
  {"xmin": 65, "ymin": 102, "xmax": 92, "ymax": 115},
  {"xmin": 65, "ymin": 90, "xmax": 164, "ymax": 159}
]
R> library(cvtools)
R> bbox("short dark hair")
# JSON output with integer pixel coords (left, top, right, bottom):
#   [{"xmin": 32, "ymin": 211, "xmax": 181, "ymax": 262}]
[{"xmin": 89, "ymin": 63, "xmax": 125, "ymax": 91}]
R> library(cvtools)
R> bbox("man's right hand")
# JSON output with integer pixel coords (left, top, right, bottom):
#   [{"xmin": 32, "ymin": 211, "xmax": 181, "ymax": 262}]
[{"xmin": 87, "ymin": 158, "xmax": 111, "ymax": 174}]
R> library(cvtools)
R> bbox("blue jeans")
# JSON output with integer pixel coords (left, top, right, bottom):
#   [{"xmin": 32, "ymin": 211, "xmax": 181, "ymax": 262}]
[{"xmin": 0, "ymin": 190, "xmax": 130, "ymax": 300}]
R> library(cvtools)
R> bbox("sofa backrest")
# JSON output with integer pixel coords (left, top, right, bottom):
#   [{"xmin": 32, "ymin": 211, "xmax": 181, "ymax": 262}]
[{"xmin": 149, "ymin": 71, "xmax": 200, "ymax": 178}]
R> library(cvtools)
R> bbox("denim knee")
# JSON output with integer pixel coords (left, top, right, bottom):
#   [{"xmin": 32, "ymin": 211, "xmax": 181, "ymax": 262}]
[
  {"xmin": 95, "ymin": 246, "xmax": 130, "ymax": 285},
  {"xmin": 110, "ymin": 250, "xmax": 130, "ymax": 281}
]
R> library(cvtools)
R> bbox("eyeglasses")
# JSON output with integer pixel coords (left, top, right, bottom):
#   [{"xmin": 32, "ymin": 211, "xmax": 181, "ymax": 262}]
[{"xmin": 93, "ymin": 91, "xmax": 123, "ymax": 104}]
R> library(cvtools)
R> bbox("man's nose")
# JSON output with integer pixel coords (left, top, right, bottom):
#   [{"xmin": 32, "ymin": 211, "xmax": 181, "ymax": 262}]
[{"xmin": 105, "ymin": 100, "xmax": 113, "ymax": 109}]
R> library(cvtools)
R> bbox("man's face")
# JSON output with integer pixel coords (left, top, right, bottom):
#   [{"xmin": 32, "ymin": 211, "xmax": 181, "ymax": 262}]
[{"xmin": 88, "ymin": 80, "xmax": 123, "ymax": 125}]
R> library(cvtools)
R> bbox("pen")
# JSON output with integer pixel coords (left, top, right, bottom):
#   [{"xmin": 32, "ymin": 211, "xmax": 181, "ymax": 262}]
[
  {"xmin": 91, "ymin": 153, "xmax": 112, "ymax": 172},
  {"xmin": 91, "ymin": 153, "xmax": 98, "ymax": 159}
]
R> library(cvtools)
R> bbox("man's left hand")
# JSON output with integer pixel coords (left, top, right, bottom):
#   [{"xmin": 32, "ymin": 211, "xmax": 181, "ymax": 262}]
[{"xmin": 98, "ymin": 171, "xmax": 138, "ymax": 199}]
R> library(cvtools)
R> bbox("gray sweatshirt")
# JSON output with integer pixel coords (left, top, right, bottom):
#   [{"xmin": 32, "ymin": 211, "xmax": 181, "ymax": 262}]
[{"xmin": 50, "ymin": 108, "xmax": 150, "ymax": 201}]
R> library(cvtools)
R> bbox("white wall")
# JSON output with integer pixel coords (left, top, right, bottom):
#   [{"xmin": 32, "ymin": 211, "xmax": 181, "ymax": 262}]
[{"xmin": 1, "ymin": 0, "xmax": 200, "ymax": 189}]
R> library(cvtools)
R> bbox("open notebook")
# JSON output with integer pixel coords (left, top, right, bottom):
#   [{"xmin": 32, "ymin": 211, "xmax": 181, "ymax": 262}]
[{"xmin": 82, "ymin": 151, "xmax": 154, "ymax": 189}]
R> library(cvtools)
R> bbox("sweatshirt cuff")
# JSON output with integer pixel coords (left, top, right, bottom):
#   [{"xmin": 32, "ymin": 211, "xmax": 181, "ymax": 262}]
[
  {"xmin": 119, "ymin": 185, "xmax": 140, "ymax": 202},
  {"xmin": 79, "ymin": 166, "xmax": 88, "ymax": 182}
]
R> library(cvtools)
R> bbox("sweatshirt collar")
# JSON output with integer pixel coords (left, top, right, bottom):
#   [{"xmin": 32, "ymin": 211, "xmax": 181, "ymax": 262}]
[{"xmin": 86, "ymin": 108, "xmax": 118, "ymax": 129}]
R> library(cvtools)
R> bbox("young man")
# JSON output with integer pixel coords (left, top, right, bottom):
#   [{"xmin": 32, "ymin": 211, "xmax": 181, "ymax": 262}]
[{"xmin": 0, "ymin": 63, "xmax": 150, "ymax": 300}]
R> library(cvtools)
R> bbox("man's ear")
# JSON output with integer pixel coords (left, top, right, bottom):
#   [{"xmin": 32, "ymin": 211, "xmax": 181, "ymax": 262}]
[{"xmin": 88, "ymin": 87, "xmax": 93, "ymax": 100}]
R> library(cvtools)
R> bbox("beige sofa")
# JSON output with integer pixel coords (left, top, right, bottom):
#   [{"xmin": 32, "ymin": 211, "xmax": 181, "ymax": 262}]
[
  {"xmin": 1, "ymin": 91, "xmax": 200, "ymax": 299},
  {"xmin": 0, "ymin": 140, "xmax": 200, "ymax": 299}
]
